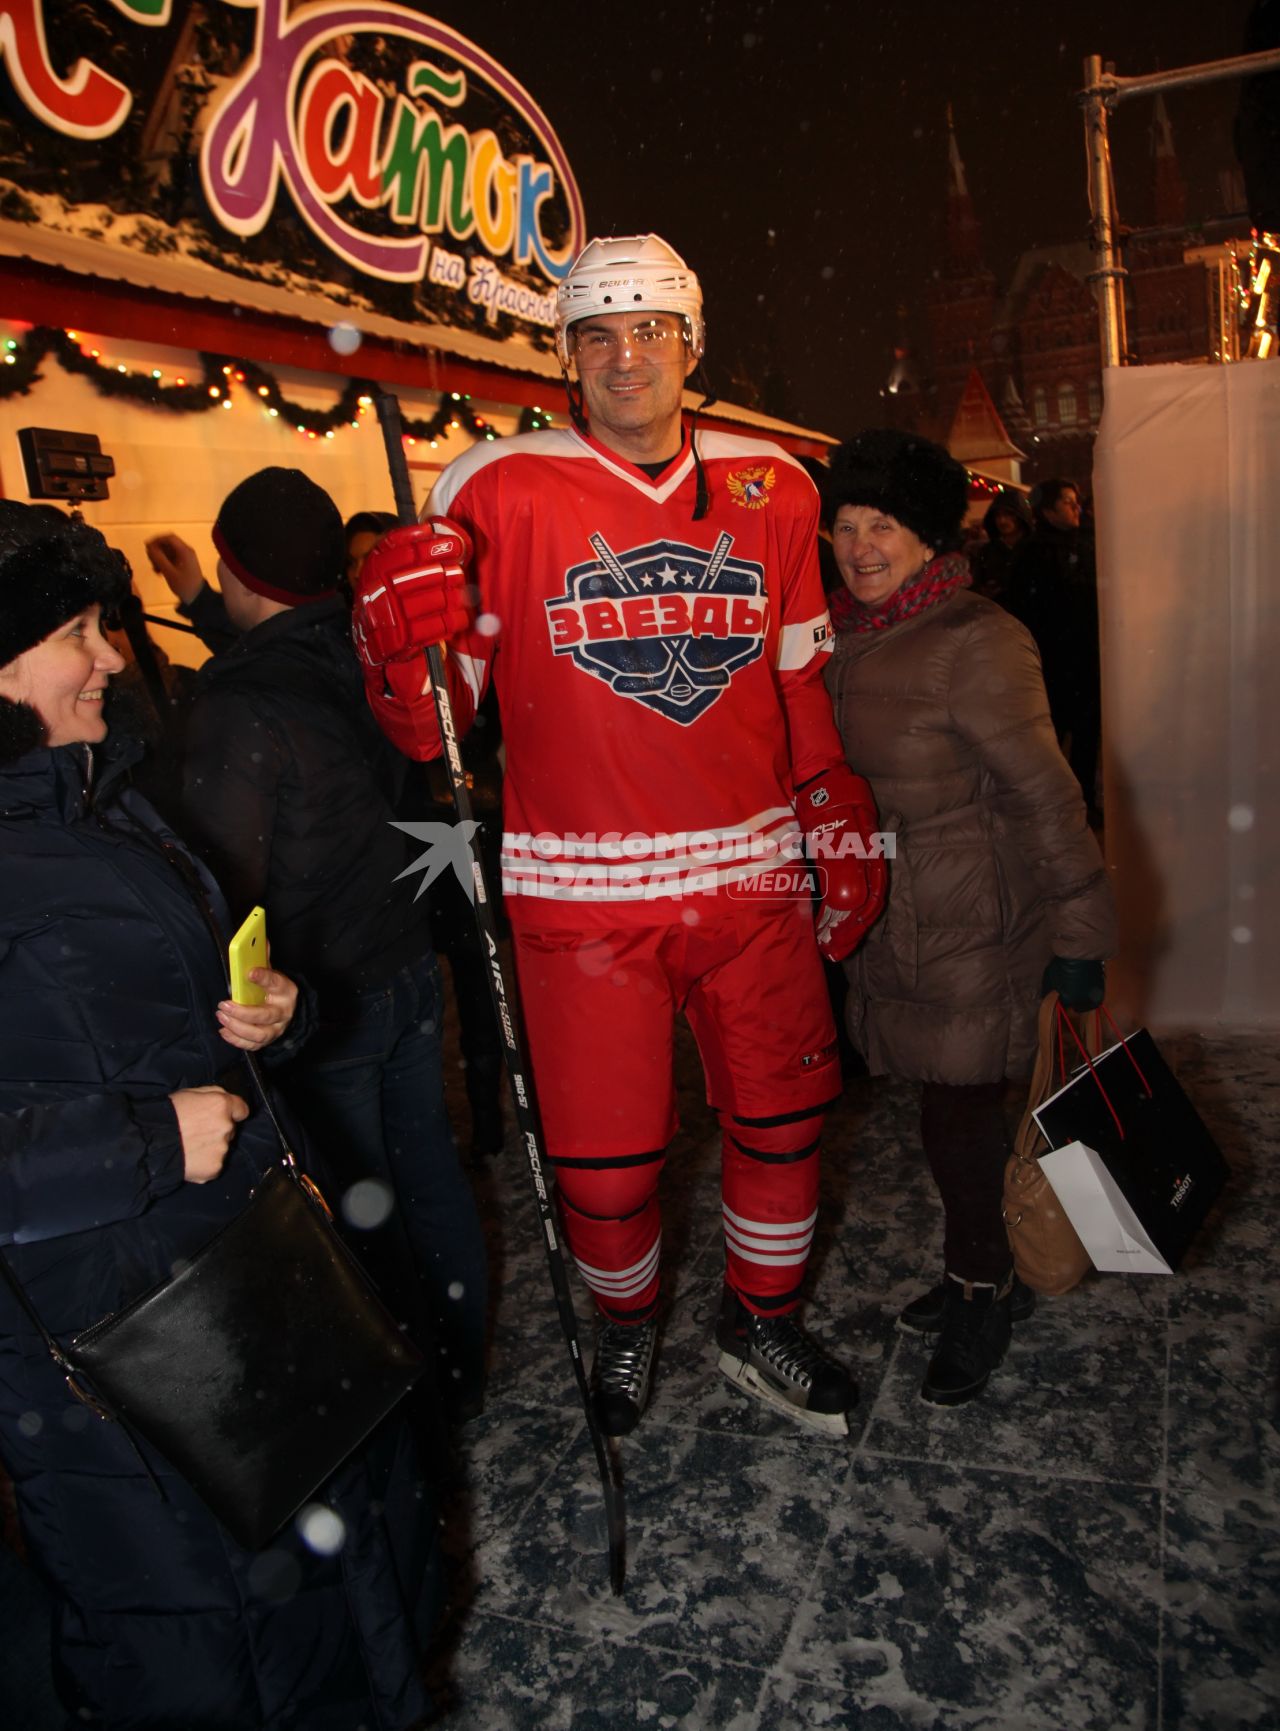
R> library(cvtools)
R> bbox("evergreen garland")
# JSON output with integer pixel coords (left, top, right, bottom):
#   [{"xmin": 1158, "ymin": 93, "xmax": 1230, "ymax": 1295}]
[{"xmin": 0, "ymin": 326, "xmax": 557, "ymax": 444}]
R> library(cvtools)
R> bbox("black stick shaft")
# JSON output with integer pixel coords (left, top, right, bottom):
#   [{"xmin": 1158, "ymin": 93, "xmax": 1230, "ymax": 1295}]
[
  {"xmin": 141, "ymin": 612, "xmax": 200, "ymax": 637},
  {"xmin": 373, "ymin": 391, "xmax": 625, "ymax": 1595}
]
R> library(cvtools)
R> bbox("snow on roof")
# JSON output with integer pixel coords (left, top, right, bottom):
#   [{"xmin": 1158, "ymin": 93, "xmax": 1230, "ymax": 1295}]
[{"xmin": 0, "ymin": 198, "xmax": 833, "ymax": 445}]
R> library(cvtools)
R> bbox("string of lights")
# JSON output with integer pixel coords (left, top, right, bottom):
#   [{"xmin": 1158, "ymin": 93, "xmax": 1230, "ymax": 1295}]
[
  {"xmin": 0, "ymin": 325, "xmax": 555, "ymax": 444},
  {"xmin": 1229, "ymin": 231, "xmax": 1279, "ymax": 362}
]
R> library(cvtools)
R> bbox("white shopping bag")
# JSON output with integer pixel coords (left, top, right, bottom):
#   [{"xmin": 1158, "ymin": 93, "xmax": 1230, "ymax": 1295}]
[
  {"xmin": 1036, "ymin": 1141, "xmax": 1173, "ymax": 1275},
  {"xmin": 1031, "ymin": 1026, "xmax": 1228, "ymax": 1275}
]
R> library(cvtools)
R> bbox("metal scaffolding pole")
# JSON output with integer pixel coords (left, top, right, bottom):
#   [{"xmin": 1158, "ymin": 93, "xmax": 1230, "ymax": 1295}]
[
  {"xmin": 1079, "ymin": 45, "xmax": 1280, "ymax": 371},
  {"xmin": 1082, "ymin": 54, "xmax": 1126, "ymax": 370}
]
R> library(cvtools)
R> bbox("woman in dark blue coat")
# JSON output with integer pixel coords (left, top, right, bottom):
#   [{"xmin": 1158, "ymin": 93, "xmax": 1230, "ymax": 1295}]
[{"xmin": 0, "ymin": 504, "xmax": 437, "ymax": 1730}]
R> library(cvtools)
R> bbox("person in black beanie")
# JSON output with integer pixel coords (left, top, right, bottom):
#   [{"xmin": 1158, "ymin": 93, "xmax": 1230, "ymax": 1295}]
[
  {"xmin": 822, "ymin": 430, "xmax": 1115, "ymax": 1407},
  {"xmin": 161, "ymin": 468, "xmax": 489, "ymax": 1421}
]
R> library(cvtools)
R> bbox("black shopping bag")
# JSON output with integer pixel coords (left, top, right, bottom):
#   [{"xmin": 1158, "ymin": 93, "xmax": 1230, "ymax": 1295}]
[{"xmin": 1031, "ymin": 1029, "xmax": 1229, "ymax": 1274}]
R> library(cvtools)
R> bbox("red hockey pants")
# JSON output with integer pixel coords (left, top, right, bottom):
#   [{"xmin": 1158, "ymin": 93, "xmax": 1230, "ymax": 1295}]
[{"xmin": 511, "ymin": 899, "xmax": 841, "ymax": 1321}]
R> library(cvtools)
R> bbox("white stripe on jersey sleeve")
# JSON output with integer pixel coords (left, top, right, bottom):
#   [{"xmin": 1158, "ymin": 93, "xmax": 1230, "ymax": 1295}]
[
  {"xmin": 447, "ymin": 647, "xmax": 487, "ymax": 706},
  {"xmin": 776, "ymin": 612, "xmax": 834, "ymax": 671},
  {"xmin": 695, "ymin": 428, "xmax": 805, "ymax": 470},
  {"xmin": 425, "ymin": 428, "xmax": 581, "ymax": 517}
]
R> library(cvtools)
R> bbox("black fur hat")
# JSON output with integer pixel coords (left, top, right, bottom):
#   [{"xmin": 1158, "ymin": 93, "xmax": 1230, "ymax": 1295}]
[
  {"xmin": 823, "ymin": 429, "xmax": 970, "ymax": 554},
  {"xmin": 0, "ymin": 501, "xmax": 128, "ymax": 761}
]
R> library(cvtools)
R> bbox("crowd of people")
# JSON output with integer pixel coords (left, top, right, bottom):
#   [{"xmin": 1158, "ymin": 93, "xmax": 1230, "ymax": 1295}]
[{"xmin": 0, "ymin": 230, "xmax": 1113, "ymax": 1728}]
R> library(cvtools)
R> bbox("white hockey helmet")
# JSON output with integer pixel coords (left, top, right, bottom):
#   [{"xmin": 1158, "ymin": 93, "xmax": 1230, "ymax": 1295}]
[{"xmin": 555, "ymin": 234, "xmax": 705, "ymax": 369}]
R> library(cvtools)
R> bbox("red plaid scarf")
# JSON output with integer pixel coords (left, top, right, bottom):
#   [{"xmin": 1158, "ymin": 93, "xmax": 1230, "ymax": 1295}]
[{"xmin": 829, "ymin": 551, "xmax": 971, "ymax": 635}]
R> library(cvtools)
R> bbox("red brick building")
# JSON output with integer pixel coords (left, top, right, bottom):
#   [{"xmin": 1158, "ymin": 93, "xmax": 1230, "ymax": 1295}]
[{"xmin": 891, "ymin": 104, "xmax": 1243, "ymax": 486}]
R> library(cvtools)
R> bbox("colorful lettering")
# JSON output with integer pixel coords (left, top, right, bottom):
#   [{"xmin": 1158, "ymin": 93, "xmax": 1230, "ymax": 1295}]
[
  {"xmin": 298, "ymin": 62, "xmax": 383, "ymax": 204},
  {"xmin": 384, "ymin": 101, "xmax": 471, "ymax": 233},
  {"xmin": 200, "ymin": 0, "xmax": 583, "ymax": 284},
  {"xmin": 1, "ymin": 1, "xmax": 580, "ymax": 307},
  {"xmin": 548, "ymin": 591, "xmax": 770, "ymax": 648},
  {"xmin": 0, "ymin": 0, "xmax": 170, "ymax": 139}
]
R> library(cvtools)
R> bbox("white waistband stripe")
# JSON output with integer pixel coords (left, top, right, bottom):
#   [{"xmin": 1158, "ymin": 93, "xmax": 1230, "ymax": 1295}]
[{"xmin": 501, "ymin": 809, "xmax": 805, "ymax": 902}]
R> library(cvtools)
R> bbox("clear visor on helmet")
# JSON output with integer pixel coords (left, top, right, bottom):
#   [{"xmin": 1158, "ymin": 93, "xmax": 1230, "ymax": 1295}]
[{"xmin": 567, "ymin": 312, "xmax": 692, "ymax": 370}]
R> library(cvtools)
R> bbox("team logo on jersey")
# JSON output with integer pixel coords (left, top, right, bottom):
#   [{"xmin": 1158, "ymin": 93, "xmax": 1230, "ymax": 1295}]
[
  {"xmin": 545, "ymin": 532, "xmax": 768, "ymax": 725},
  {"xmin": 726, "ymin": 464, "xmax": 776, "ymax": 510}
]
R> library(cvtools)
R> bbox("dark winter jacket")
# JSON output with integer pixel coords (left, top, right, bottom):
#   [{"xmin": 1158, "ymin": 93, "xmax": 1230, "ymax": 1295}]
[
  {"xmin": 180, "ymin": 597, "xmax": 434, "ymax": 994},
  {"xmin": 825, "ymin": 590, "xmax": 1115, "ymax": 1083},
  {"xmin": 1004, "ymin": 522, "xmax": 1101, "ymax": 722},
  {"xmin": 0, "ymin": 739, "xmax": 435, "ymax": 1729},
  {"xmin": 969, "ymin": 493, "xmax": 1033, "ymax": 606}
]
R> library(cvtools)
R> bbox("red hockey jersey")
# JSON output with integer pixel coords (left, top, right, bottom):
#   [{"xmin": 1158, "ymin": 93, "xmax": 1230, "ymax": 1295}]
[{"xmin": 426, "ymin": 422, "xmax": 843, "ymax": 926}]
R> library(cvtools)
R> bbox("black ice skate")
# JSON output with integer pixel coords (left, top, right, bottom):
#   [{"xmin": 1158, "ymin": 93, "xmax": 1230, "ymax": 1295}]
[
  {"xmin": 714, "ymin": 1288, "xmax": 856, "ymax": 1437},
  {"xmin": 589, "ymin": 1317, "xmax": 658, "ymax": 1437}
]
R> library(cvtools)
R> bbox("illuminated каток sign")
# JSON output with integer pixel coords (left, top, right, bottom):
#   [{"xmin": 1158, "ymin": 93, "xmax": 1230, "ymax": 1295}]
[{"xmin": 0, "ymin": 0, "xmax": 585, "ymax": 327}]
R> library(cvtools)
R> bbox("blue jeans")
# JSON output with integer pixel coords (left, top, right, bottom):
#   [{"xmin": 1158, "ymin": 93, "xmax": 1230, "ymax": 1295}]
[{"xmin": 285, "ymin": 952, "xmax": 488, "ymax": 1416}]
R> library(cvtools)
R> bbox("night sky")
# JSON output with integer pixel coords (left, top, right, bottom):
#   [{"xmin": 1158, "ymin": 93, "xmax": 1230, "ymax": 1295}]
[{"xmin": 423, "ymin": 0, "xmax": 1259, "ymax": 437}]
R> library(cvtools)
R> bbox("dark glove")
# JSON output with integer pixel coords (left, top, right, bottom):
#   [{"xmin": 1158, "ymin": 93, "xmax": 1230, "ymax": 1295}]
[{"xmin": 1042, "ymin": 956, "xmax": 1105, "ymax": 1011}]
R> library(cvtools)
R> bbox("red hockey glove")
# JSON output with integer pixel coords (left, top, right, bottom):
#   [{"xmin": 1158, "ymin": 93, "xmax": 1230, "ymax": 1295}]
[
  {"xmin": 351, "ymin": 518, "xmax": 474, "ymax": 669},
  {"xmin": 794, "ymin": 764, "xmax": 888, "ymax": 962},
  {"xmin": 361, "ymin": 656, "xmax": 442, "ymax": 762}
]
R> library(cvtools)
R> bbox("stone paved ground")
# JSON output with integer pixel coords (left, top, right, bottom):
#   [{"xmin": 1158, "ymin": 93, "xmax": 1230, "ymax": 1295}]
[{"xmin": 429, "ymin": 1013, "xmax": 1279, "ymax": 1731}]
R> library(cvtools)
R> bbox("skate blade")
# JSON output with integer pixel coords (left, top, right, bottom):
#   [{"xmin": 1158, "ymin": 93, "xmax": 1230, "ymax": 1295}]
[{"xmin": 716, "ymin": 1349, "xmax": 850, "ymax": 1438}]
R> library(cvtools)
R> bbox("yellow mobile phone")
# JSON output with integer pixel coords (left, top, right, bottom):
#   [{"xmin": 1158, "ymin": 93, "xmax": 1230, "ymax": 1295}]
[{"xmin": 228, "ymin": 906, "xmax": 268, "ymax": 1006}]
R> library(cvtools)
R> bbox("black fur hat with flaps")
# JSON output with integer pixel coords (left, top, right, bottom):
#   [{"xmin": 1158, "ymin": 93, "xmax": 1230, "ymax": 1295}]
[
  {"xmin": 0, "ymin": 501, "xmax": 129, "ymax": 762},
  {"xmin": 823, "ymin": 429, "xmax": 970, "ymax": 554}
]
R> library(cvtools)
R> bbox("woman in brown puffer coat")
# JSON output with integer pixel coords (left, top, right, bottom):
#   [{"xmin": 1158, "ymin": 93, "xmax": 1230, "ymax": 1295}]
[{"xmin": 822, "ymin": 431, "xmax": 1115, "ymax": 1408}]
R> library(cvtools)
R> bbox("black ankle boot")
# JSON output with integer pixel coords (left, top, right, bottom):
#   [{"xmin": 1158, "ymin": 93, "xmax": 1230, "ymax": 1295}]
[
  {"xmin": 920, "ymin": 1273, "xmax": 1013, "ymax": 1407},
  {"xmin": 898, "ymin": 1273, "xmax": 1035, "ymax": 1335}
]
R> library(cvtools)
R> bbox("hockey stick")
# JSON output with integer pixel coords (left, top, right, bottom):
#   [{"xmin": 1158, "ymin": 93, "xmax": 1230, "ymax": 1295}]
[{"xmin": 374, "ymin": 391, "xmax": 626, "ymax": 1596}]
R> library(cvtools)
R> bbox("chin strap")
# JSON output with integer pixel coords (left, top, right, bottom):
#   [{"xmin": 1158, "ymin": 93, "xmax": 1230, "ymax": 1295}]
[
  {"xmin": 689, "ymin": 372, "xmax": 718, "ymax": 521},
  {"xmin": 560, "ymin": 366, "xmax": 589, "ymax": 436}
]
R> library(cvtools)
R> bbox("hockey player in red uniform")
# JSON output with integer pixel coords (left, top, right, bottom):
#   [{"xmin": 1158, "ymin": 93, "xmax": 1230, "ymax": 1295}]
[{"xmin": 353, "ymin": 235, "xmax": 886, "ymax": 1437}]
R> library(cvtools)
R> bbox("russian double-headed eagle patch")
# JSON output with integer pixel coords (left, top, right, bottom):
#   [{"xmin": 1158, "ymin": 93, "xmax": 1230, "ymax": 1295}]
[{"xmin": 726, "ymin": 464, "xmax": 776, "ymax": 509}]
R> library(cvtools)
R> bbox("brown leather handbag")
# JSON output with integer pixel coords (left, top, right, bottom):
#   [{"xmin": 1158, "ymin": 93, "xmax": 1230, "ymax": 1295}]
[{"xmin": 1003, "ymin": 992, "xmax": 1100, "ymax": 1295}]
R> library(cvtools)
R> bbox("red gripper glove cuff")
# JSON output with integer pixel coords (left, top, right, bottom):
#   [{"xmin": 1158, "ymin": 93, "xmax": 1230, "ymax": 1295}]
[
  {"xmin": 362, "ymin": 656, "xmax": 441, "ymax": 762},
  {"xmin": 352, "ymin": 517, "xmax": 474, "ymax": 670},
  {"xmin": 794, "ymin": 763, "xmax": 888, "ymax": 962}
]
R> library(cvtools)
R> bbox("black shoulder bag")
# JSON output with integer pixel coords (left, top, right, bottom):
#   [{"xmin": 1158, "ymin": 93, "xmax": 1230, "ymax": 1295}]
[{"xmin": 0, "ymin": 843, "xmax": 424, "ymax": 1552}]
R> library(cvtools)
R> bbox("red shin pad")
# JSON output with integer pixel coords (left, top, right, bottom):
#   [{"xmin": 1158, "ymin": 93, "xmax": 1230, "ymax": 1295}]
[
  {"xmin": 721, "ymin": 1110, "xmax": 824, "ymax": 1313},
  {"xmin": 555, "ymin": 1154, "xmax": 665, "ymax": 1322}
]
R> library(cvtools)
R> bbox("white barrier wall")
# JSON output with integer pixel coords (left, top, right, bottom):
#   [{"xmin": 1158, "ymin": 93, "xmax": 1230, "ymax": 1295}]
[
  {"xmin": 0, "ymin": 323, "xmax": 506, "ymax": 666},
  {"xmin": 1094, "ymin": 360, "xmax": 1280, "ymax": 1029}
]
